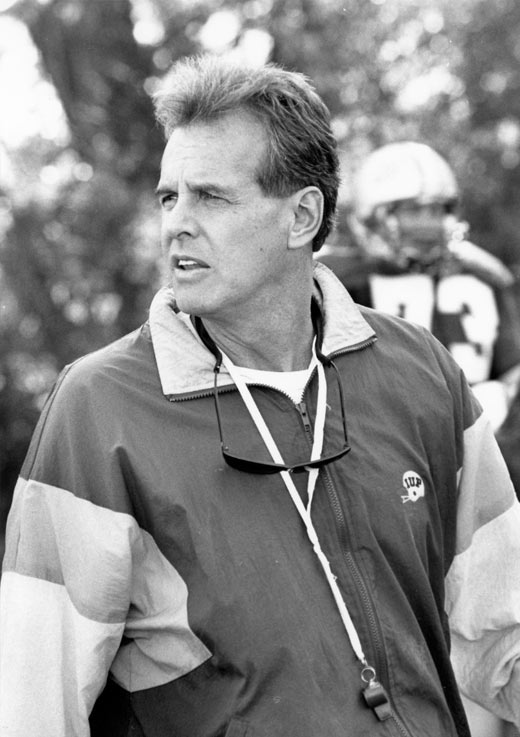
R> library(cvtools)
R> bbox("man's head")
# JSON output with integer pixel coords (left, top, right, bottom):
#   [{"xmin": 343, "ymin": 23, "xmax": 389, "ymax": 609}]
[
  {"xmin": 153, "ymin": 54, "xmax": 339, "ymax": 252},
  {"xmin": 353, "ymin": 141, "xmax": 459, "ymax": 268}
]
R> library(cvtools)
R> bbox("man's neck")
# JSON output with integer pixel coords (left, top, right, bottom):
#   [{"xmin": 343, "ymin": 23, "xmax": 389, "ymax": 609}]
[{"xmin": 201, "ymin": 309, "xmax": 315, "ymax": 372}]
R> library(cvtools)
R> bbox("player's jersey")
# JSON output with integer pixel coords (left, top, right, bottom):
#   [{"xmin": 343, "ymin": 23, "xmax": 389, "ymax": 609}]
[{"xmin": 369, "ymin": 273, "xmax": 499, "ymax": 385}]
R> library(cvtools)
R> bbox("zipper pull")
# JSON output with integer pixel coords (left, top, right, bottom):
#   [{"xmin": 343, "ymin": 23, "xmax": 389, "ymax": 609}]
[
  {"xmin": 298, "ymin": 401, "xmax": 312, "ymax": 433},
  {"xmin": 361, "ymin": 666, "xmax": 392, "ymax": 721}
]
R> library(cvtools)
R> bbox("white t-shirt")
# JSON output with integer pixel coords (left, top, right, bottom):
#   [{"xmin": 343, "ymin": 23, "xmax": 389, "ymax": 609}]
[{"xmin": 234, "ymin": 352, "xmax": 318, "ymax": 405}]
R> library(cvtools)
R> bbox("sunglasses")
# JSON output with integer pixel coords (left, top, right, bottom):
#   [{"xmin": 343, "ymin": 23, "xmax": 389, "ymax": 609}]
[{"xmin": 212, "ymin": 359, "xmax": 351, "ymax": 475}]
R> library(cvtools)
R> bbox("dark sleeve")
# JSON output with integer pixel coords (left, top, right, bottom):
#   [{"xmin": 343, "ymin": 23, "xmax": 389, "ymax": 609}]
[{"xmin": 491, "ymin": 285, "xmax": 520, "ymax": 378}]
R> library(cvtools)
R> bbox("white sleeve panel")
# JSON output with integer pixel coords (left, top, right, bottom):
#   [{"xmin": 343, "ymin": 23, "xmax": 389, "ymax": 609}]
[
  {"xmin": 0, "ymin": 572, "xmax": 124, "ymax": 737},
  {"xmin": 447, "ymin": 498, "xmax": 520, "ymax": 726}
]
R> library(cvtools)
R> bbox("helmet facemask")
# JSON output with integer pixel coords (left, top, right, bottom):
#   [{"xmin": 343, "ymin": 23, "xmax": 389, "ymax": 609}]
[{"xmin": 376, "ymin": 199, "xmax": 458, "ymax": 271}]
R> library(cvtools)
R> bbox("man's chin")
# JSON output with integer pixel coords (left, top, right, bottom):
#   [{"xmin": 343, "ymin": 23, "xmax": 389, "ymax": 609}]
[
  {"xmin": 173, "ymin": 293, "xmax": 213, "ymax": 318},
  {"xmin": 167, "ymin": 280, "xmax": 200, "ymax": 314}
]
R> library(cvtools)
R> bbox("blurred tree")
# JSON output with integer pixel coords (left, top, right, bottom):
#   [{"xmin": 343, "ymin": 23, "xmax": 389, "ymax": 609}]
[
  {"xmin": 0, "ymin": 0, "xmax": 169, "ymax": 548},
  {"xmin": 452, "ymin": 0, "xmax": 520, "ymax": 269}
]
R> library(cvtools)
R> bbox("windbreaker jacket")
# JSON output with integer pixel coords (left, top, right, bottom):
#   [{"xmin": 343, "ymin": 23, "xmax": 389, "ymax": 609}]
[{"xmin": 1, "ymin": 263, "xmax": 520, "ymax": 737}]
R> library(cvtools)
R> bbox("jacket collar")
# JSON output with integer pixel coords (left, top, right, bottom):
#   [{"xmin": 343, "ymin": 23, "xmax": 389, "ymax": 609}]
[{"xmin": 149, "ymin": 261, "xmax": 376, "ymax": 399}]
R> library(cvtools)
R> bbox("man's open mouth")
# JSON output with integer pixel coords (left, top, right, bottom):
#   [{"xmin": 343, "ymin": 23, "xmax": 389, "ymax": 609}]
[{"xmin": 175, "ymin": 258, "xmax": 209, "ymax": 271}]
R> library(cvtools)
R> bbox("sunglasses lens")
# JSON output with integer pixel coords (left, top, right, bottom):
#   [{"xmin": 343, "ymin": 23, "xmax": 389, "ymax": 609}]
[
  {"xmin": 222, "ymin": 446, "xmax": 351, "ymax": 475},
  {"xmin": 222, "ymin": 451, "xmax": 284, "ymax": 474}
]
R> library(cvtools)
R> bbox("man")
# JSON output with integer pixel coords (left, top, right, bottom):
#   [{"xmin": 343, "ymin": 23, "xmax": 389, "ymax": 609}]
[
  {"xmin": 1, "ymin": 55, "xmax": 520, "ymax": 737},
  {"xmin": 319, "ymin": 141, "xmax": 520, "ymax": 431}
]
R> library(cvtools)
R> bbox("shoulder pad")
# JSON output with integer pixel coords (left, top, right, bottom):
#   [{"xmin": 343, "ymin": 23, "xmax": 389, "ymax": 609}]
[{"xmin": 447, "ymin": 240, "xmax": 514, "ymax": 289}]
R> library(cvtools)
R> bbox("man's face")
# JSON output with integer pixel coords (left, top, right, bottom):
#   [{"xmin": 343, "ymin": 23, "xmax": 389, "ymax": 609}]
[
  {"xmin": 392, "ymin": 201, "xmax": 447, "ymax": 261},
  {"xmin": 156, "ymin": 110, "xmax": 296, "ymax": 323}
]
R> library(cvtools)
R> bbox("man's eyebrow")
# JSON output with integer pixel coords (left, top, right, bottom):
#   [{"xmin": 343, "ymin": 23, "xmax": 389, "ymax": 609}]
[
  {"xmin": 154, "ymin": 181, "xmax": 234, "ymax": 197},
  {"xmin": 155, "ymin": 183, "xmax": 173, "ymax": 197},
  {"xmin": 190, "ymin": 181, "xmax": 234, "ymax": 197}
]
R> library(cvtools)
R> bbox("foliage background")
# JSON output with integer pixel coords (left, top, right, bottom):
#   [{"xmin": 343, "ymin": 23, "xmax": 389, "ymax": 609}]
[{"xmin": 2, "ymin": 0, "xmax": 520, "ymax": 555}]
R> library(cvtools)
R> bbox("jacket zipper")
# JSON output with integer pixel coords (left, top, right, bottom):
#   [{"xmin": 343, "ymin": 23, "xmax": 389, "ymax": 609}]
[
  {"xmin": 297, "ymin": 376, "xmax": 414, "ymax": 737},
  {"xmin": 297, "ymin": 401, "xmax": 313, "ymax": 433},
  {"xmin": 325, "ymin": 472, "xmax": 413, "ymax": 737}
]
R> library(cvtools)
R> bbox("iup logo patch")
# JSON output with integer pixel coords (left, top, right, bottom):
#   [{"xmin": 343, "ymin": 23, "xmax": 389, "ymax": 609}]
[{"xmin": 401, "ymin": 471, "xmax": 425, "ymax": 503}]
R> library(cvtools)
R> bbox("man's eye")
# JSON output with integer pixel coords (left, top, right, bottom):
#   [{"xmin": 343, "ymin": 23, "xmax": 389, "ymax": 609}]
[
  {"xmin": 160, "ymin": 193, "xmax": 178, "ymax": 208},
  {"xmin": 200, "ymin": 191, "xmax": 223, "ymax": 202}
]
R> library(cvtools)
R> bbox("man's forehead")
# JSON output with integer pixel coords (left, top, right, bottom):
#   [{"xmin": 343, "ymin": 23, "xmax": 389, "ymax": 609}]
[{"xmin": 159, "ymin": 115, "xmax": 266, "ymax": 185}]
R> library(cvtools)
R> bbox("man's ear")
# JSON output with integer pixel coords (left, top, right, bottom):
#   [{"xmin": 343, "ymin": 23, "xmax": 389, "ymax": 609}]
[{"xmin": 287, "ymin": 186, "xmax": 324, "ymax": 250}]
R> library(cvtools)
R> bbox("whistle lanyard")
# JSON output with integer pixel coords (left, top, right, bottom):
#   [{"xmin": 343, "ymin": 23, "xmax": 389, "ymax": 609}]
[{"xmin": 221, "ymin": 350, "xmax": 369, "ymax": 670}]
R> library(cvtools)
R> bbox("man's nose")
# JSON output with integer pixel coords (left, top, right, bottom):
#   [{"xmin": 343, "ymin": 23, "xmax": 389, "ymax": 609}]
[{"xmin": 162, "ymin": 195, "xmax": 197, "ymax": 240}]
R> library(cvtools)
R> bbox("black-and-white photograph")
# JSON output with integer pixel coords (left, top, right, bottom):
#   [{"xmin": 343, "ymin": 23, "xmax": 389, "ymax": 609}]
[{"xmin": 1, "ymin": 1, "xmax": 520, "ymax": 735}]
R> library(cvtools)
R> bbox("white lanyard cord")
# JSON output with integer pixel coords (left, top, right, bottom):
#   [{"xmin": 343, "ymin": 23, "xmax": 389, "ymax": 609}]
[{"xmin": 221, "ymin": 351, "xmax": 368, "ymax": 667}]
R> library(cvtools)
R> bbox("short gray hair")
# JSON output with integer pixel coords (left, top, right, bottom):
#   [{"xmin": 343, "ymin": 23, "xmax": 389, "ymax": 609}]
[{"xmin": 153, "ymin": 54, "xmax": 339, "ymax": 251}]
